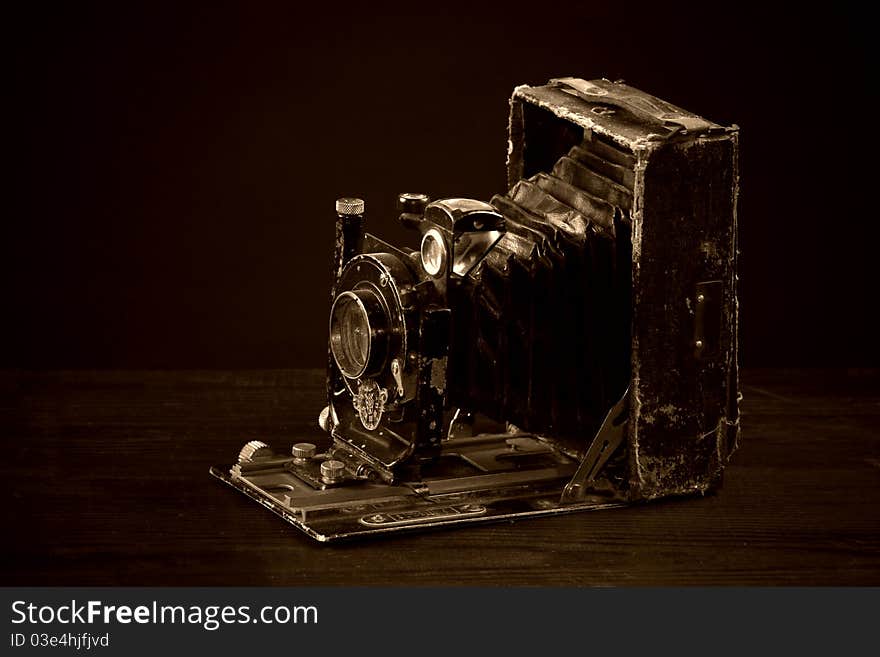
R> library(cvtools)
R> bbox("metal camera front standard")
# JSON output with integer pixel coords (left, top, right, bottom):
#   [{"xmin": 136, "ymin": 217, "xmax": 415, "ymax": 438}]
[{"xmin": 211, "ymin": 78, "xmax": 741, "ymax": 542}]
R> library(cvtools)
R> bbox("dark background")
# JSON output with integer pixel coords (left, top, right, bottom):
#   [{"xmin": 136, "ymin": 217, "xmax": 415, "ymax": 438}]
[{"xmin": 6, "ymin": 1, "xmax": 874, "ymax": 369}]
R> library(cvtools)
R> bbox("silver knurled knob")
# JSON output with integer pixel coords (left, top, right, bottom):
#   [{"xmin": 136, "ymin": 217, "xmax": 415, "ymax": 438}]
[
  {"xmin": 291, "ymin": 442, "xmax": 316, "ymax": 459},
  {"xmin": 237, "ymin": 440, "xmax": 271, "ymax": 464},
  {"xmin": 336, "ymin": 197, "xmax": 365, "ymax": 215},
  {"xmin": 320, "ymin": 459, "xmax": 346, "ymax": 483}
]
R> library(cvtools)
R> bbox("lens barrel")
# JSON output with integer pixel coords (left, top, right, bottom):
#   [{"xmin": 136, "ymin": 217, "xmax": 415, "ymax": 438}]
[{"xmin": 329, "ymin": 288, "xmax": 389, "ymax": 379}]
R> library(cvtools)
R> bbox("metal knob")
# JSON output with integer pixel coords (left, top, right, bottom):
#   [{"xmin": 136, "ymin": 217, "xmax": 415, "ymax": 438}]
[
  {"xmin": 291, "ymin": 442, "xmax": 316, "ymax": 459},
  {"xmin": 398, "ymin": 193, "xmax": 430, "ymax": 230},
  {"xmin": 336, "ymin": 197, "xmax": 365, "ymax": 216},
  {"xmin": 237, "ymin": 440, "xmax": 272, "ymax": 464},
  {"xmin": 397, "ymin": 192, "xmax": 430, "ymax": 215},
  {"xmin": 320, "ymin": 459, "xmax": 346, "ymax": 484}
]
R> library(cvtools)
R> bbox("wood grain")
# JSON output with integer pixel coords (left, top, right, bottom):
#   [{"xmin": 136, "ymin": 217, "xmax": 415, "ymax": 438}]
[{"xmin": 1, "ymin": 368, "xmax": 878, "ymax": 586}]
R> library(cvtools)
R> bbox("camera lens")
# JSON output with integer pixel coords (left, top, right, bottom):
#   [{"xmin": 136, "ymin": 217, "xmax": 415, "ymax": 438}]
[
  {"xmin": 330, "ymin": 289, "xmax": 388, "ymax": 379},
  {"xmin": 335, "ymin": 296, "xmax": 369, "ymax": 370}
]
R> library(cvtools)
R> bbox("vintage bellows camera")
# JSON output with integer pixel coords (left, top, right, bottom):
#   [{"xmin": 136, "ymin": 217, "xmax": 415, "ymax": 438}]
[{"xmin": 211, "ymin": 78, "xmax": 741, "ymax": 541}]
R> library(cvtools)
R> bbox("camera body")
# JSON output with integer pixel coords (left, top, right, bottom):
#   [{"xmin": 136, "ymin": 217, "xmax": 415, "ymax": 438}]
[{"xmin": 212, "ymin": 78, "xmax": 740, "ymax": 541}]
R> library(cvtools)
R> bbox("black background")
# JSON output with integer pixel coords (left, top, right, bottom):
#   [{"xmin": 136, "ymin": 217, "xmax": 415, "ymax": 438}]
[{"xmin": 7, "ymin": 1, "xmax": 874, "ymax": 369}]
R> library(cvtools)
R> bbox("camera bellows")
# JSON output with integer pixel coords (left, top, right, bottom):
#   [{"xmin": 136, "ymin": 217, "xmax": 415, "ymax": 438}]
[{"xmin": 448, "ymin": 136, "xmax": 634, "ymax": 447}]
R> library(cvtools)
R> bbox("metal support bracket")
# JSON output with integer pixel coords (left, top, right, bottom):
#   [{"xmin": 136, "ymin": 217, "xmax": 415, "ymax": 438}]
[{"xmin": 561, "ymin": 388, "xmax": 629, "ymax": 503}]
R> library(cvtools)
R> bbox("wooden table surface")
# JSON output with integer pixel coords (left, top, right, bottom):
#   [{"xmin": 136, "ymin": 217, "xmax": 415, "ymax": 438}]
[{"xmin": 1, "ymin": 368, "xmax": 878, "ymax": 586}]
